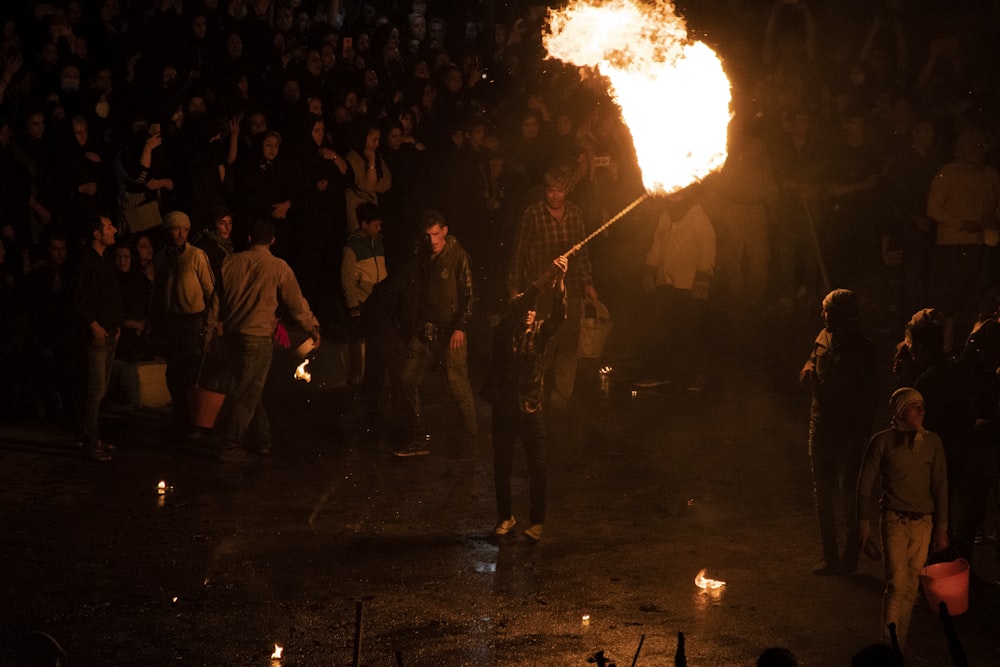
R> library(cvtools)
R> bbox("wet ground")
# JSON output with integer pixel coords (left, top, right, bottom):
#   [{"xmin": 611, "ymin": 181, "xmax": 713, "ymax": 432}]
[{"xmin": 2, "ymin": 301, "xmax": 999, "ymax": 667}]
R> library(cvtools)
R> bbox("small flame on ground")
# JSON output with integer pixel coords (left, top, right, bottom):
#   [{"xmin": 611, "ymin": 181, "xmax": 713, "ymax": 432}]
[
  {"xmin": 271, "ymin": 644, "xmax": 283, "ymax": 659},
  {"xmin": 544, "ymin": 0, "xmax": 731, "ymax": 194},
  {"xmin": 599, "ymin": 366, "xmax": 613, "ymax": 375},
  {"xmin": 157, "ymin": 480, "xmax": 166, "ymax": 494},
  {"xmin": 294, "ymin": 359, "xmax": 312, "ymax": 383},
  {"xmin": 695, "ymin": 568, "xmax": 726, "ymax": 590}
]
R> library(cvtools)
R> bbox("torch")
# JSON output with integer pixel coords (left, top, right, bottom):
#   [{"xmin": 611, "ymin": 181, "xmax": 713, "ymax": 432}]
[{"xmin": 545, "ymin": 0, "xmax": 733, "ymax": 261}]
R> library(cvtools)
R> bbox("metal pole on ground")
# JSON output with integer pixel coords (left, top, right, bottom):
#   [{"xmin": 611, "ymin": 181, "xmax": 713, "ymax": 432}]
[{"xmin": 352, "ymin": 601, "xmax": 363, "ymax": 667}]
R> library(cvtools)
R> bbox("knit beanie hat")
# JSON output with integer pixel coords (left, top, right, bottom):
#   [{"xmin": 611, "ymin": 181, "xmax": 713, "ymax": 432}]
[{"xmin": 163, "ymin": 210, "xmax": 191, "ymax": 230}]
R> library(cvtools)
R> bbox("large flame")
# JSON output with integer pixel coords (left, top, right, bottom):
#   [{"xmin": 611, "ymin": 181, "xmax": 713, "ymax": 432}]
[{"xmin": 545, "ymin": 0, "xmax": 731, "ymax": 194}]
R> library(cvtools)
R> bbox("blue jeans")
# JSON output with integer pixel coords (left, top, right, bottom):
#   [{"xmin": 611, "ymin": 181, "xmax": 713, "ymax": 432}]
[
  {"xmin": 80, "ymin": 334, "xmax": 117, "ymax": 445},
  {"xmin": 220, "ymin": 335, "xmax": 273, "ymax": 451}
]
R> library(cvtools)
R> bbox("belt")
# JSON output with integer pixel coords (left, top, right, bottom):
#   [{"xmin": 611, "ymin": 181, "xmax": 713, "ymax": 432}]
[
  {"xmin": 421, "ymin": 322, "xmax": 446, "ymax": 342},
  {"xmin": 887, "ymin": 510, "xmax": 927, "ymax": 521}
]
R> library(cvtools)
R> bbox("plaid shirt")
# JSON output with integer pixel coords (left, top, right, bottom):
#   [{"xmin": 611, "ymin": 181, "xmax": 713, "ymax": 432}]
[{"xmin": 508, "ymin": 200, "xmax": 593, "ymax": 298}]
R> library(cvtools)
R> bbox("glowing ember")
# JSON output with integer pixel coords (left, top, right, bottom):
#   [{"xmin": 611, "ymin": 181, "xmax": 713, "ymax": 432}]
[
  {"xmin": 695, "ymin": 568, "xmax": 726, "ymax": 590},
  {"xmin": 544, "ymin": 0, "xmax": 731, "ymax": 194},
  {"xmin": 294, "ymin": 359, "xmax": 312, "ymax": 383},
  {"xmin": 271, "ymin": 644, "xmax": 283, "ymax": 659}
]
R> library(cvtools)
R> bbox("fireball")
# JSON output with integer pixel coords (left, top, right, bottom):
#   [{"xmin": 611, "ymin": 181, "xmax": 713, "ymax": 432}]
[{"xmin": 544, "ymin": 0, "xmax": 732, "ymax": 194}]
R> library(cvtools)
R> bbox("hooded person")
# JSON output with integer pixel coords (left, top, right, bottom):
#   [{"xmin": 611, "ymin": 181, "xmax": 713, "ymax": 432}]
[
  {"xmin": 483, "ymin": 257, "xmax": 568, "ymax": 543},
  {"xmin": 800, "ymin": 288, "xmax": 879, "ymax": 575},
  {"xmin": 856, "ymin": 387, "xmax": 949, "ymax": 650}
]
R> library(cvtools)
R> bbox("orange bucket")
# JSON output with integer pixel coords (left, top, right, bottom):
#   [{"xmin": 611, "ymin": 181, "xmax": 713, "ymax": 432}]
[
  {"xmin": 919, "ymin": 558, "xmax": 970, "ymax": 615},
  {"xmin": 188, "ymin": 385, "xmax": 226, "ymax": 429}
]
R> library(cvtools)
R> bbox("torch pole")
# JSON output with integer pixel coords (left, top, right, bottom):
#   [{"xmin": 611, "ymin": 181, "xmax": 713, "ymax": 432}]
[
  {"xmin": 799, "ymin": 193, "xmax": 831, "ymax": 294},
  {"xmin": 560, "ymin": 192, "xmax": 651, "ymax": 260}
]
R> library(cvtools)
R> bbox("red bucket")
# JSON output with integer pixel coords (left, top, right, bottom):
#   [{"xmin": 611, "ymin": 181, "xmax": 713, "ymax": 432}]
[
  {"xmin": 188, "ymin": 385, "xmax": 226, "ymax": 429},
  {"xmin": 919, "ymin": 558, "xmax": 970, "ymax": 615}
]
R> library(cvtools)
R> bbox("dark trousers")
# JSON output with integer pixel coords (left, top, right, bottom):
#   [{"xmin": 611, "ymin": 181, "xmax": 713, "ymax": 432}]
[
  {"xmin": 492, "ymin": 404, "xmax": 547, "ymax": 525},
  {"xmin": 642, "ymin": 285, "xmax": 703, "ymax": 382},
  {"xmin": 399, "ymin": 332, "xmax": 477, "ymax": 441},
  {"xmin": 163, "ymin": 313, "xmax": 205, "ymax": 428},
  {"xmin": 79, "ymin": 333, "xmax": 117, "ymax": 445},
  {"xmin": 810, "ymin": 425, "xmax": 868, "ymax": 562},
  {"xmin": 361, "ymin": 327, "xmax": 407, "ymax": 427}
]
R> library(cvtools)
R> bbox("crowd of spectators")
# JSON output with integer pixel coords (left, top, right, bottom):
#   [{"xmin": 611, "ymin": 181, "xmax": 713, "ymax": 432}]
[{"xmin": 1, "ymin": 0, "xmax": 999, "ymax": 426}]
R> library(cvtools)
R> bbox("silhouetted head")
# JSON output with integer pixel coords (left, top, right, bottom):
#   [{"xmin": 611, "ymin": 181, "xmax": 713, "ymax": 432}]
[
  {"xmin": 822, "ymin": 288, "xmax": 859, "ymax": 333},
  {"xmin": 757, "ymin": 646, "xmax": 798, "ymax": 667}
]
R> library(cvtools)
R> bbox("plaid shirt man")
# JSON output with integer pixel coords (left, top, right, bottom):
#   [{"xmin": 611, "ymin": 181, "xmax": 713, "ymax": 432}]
[{"xmin": 508, "ymin": 199, "xmax": 593, "ymax": 299}]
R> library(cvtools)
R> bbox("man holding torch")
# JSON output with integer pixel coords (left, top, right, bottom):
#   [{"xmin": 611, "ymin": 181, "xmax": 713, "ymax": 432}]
[
  {"xmin": 509, "ymin": 165, "xmax": 598, "ymax": 408},
  {"xmin": 485, "ymin": 256, "xmax": 568, "ymax": 542}
]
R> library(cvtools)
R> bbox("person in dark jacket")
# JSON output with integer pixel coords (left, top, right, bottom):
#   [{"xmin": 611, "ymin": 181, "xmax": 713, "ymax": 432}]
[
  {"xmin": 73, "ymin": 214, "xmax": 123, "ymax": 461},
  {"xmin": 395, "ymin": 210, "xmax": 476, "ymax": 459},
  {"xmin": 483, "ymin": 256, "xmax": 567, "ymax": 542},
  {"xmin": 800, "ymin": 288, "xmax": 879, "ymax": 574}
]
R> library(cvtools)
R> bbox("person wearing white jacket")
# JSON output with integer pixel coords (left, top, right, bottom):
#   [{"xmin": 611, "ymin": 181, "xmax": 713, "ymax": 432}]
[{"xmin": 640, "ymin": 184, "xmax": 715, "ymax": 391}]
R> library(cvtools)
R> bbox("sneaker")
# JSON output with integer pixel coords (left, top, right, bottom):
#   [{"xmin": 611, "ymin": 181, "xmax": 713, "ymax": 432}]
[
  {"xmin": 218, "ymin": 447, "xmax": 253, "ymax": 463},
  {"xmin": 493, "ymin": 516, "xmax": 516, "ymax": 537},
  {"xmin": 393, "ymin": 440, "xmax": 430, "ymax": 457},
  {"xmin": 523, "ymin": 524, "xmax": 544, "ymax": 541}
]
